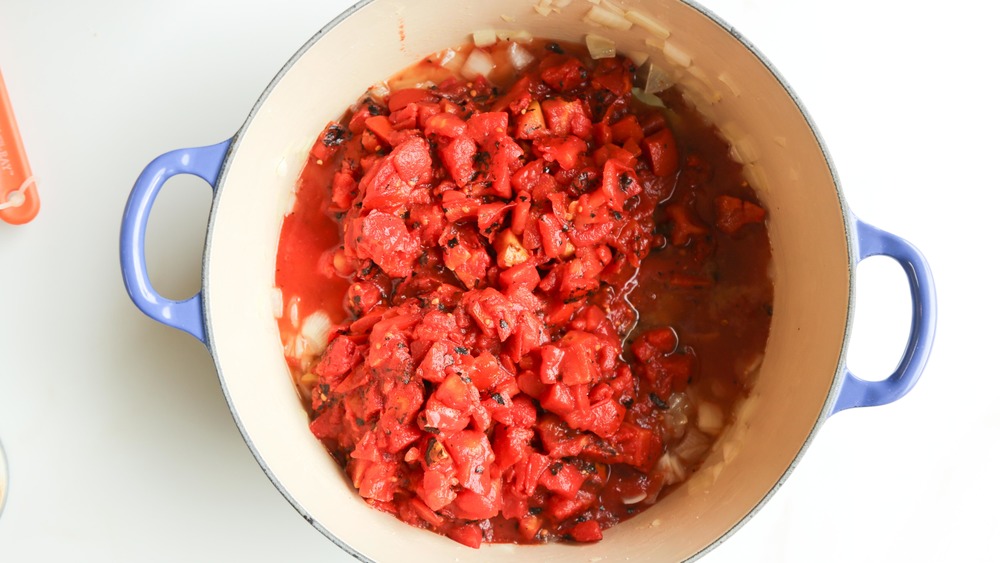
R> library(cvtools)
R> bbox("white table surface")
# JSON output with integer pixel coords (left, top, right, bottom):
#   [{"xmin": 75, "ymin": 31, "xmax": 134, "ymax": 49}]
[{"xmin": 0, "ymin": 1, "xmax": 995, "ymax": 561}]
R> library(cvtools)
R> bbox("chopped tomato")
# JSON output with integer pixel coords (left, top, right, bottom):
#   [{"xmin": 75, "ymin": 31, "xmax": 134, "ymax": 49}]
[
  {"xmin": 568, "ymin": 520, "xmax": 603, "ymax": 542},
  {"xmin": 642, "ymin": 127, "xmax": 680, "ymax": 178},
  {"xmin": 278, "ymin": 38, "xmax": 773, "ymax": 549},
  {"xmin": 715, "ymin": 194, "xmax": 767, "ymax": 234}
]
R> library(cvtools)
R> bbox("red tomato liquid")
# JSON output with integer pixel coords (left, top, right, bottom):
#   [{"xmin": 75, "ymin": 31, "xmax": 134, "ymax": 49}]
[{"xmin": 275, "ymin": 39, "xmax": 772, "ymax": 546}]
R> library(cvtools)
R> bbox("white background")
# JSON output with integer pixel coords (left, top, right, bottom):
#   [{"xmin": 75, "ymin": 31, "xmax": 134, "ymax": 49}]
[{"xmin": 0, "ymin": 0, "xmax": 995, "ymax": 561}]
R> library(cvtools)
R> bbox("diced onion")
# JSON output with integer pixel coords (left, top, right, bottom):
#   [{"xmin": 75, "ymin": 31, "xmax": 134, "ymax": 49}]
[
  {"xmin": 496, "ymin": 29, "xmax": 533, "ymax": 42},
  {"xmin": 472, "ymin": 28, "xmax": 497, "ymax": 47},
  {"xmin": 625, "ymin": 10, "xmax": 672, "ymax": 39},
  {"xmin": 674, "ymin": 427, "xmax": 712, "ymax": 462},
  {"xmin": 697, "ymin": 401, "xmax": 725, "ymax": 435},
  {"xmin": 282, "ymin": 185, "xmax": 297, "ymax": 217},
  {"xmin": 500, "ymin": 14, "xmax": 515, "ymax": 23},
  {"xmin": 685, "ymin": 66, "xmax": 721, "ymax": 103},
  {"xmin": 439, "ymin": 49, "xmax": 456, "ymax": 66},
  {"xmin": 631, "ymin": 87, "xmax": 665, "ymax": 108},
  {"xmin": 292, "ymin": 334, "xmax": 308, "ymax": 359},
  {"xmin": 534, "ymin": 4, "xmax": 553, "ymax": 16},
  {"xmin": 585, "ymin": 34, "xmax": 616, "ymax": 59},
  {"xmin": 717, "ymin": 71, "xmax": 740, "ymax": 97},
  {"xmin": 729, "ymin": 135, "xmax": 759, "ymax": 164},
  {"xmin": 663, "ymin": 409, "xmax": 688, "ymax": 440},
  {"xmin": 438, "ymin": 49, "xmax": 466, "ymax": 73},
  {"xmin": 642, "ymin": 62, "xmax": 672, "ymax": 94},
  {"xmin": 661, "ymin": 41, "xmax": 692, "ymax": 68},
  {"xmin": 584, "ymin": 5, "xmax": 633, "ymax": 30},
  {"xmin": 679, "ymin": 80, "xmax": 716, "ymax": 110},
  {"xmin": 718, "ymin": 120, "xmax": 742, "ymax": 147},
  {"xmin": 668, "ymin": 391, "xmax": 693, "ymax": 414},
  {"xmin": 623, "ymin": 49, "xmax": 650, "ymax": 67},
  {"xmin": 621, "ymin": 492, "xmax": 647, "ymax": 505},
  {"xmin": 553, "ymin": 0, "xmax": 572, "ymax": 6},
  {"xmin": 368, "ymin": 81, "xmax": 390, "ymax": 101},
  {"xmin": 600, "ymin": 0, "xmax": 627, "ymax": 16},
  {"xmin": 656, "ymin": 452, "xmax": 687, "ymax": 486},
  {"xmin": 508, "ymin": 41, "xmax": 535, "ymax": 70},
  {"xmin": 741, "ymin": 352, "xmax": 765, "ymax": 378},
  {"xmin": 461, "ymin": 48, "xmax": 495, "ymax": 80},
  {"xmin": 300, "ymin": 310, "xmax": 333, "ymax": 355},
  {"xmin": 745, "ymin": 163, "xmax": 770, "ymax": 196},
  {"xmin": 270, "ymin": 287, "xmax": 284, "ymax": 319},
  {"xmin": 288, "ymin": 296, "xmax": 301, "ymax": 329},
  {"xmin": 722, "ymin": 440, "xmax": 740, "ymax": 463}
]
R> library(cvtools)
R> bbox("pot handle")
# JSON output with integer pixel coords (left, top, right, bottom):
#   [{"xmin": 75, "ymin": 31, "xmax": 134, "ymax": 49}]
[
  {"xmin": 831, "ymin": 218, "xmax": 937, "ymax": 414},
  {"xmin": 119, "ymin": 140, "xmax": 231, "ymax": 345}
]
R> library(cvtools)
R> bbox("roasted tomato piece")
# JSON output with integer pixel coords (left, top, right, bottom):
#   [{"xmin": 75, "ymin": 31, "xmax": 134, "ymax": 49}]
[
  {"xmin": 714, "ymin": 194, "xmax": 767, "ymax": 234},
  {"xmin": 539, "ymin": 53, "xmax": 588, "ymax": 92},
  {"xmin": 642, "ymin": 127, "xmax": 680, "ymax": 178}
]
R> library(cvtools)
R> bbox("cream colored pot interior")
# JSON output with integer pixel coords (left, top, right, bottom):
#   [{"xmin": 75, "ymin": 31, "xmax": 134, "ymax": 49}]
[{"xmin": 204, "ymin": 0, "xmax": 851, "ymax": 560}]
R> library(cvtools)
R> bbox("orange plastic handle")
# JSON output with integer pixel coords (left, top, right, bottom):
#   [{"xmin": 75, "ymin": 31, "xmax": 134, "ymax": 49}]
[{"xmin": 0, "ymin": 67, "xmax": 39, "ymax": 225}]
